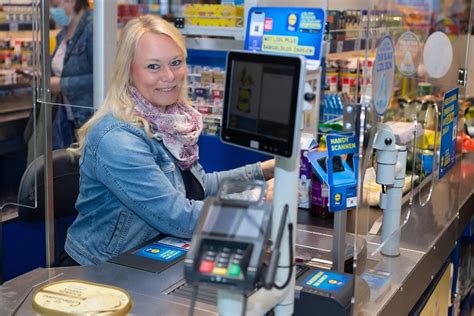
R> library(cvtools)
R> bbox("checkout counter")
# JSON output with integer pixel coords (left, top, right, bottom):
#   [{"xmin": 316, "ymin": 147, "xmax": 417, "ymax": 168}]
[
  {"xmin": 0, "ymin": 47, "xmax": 473, "ymax": 315},
  {"xmin": 0, "ymin": 155, "xmax": 472, "ymax": 315}
]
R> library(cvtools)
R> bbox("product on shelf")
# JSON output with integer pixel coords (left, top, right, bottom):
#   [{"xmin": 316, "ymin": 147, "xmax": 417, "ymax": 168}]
[
  {"xmin": 327, "ymin": 9, "xmax": 404, "ymax": 40},
  {"xmin": 324, "ymin": 56, "xmax": 374, "ymax": 103},
  {"xmin": 117, "ymin": 3, "xmax": 160, "ymax": 24},
  {"xmin": 0, "ymin": 69, "xmax": 16, "ymax": 85},
  {"xmin": 0, "ymin": 37, "xmax": 32, "ymax": 69},
  {"xmin": 326, "ymin": 10, "xmax": 346, "ymax": 41},
  {"xmin": 1, "ymin": 1, "xmax": 33, "ymax": 23},
  {"xmin": 183, "ymin": 4, "xmax": 244, "ymax": 28},
  {"xmin": 187, "ymin": 65, "xmax": 225, "ymax": 135},
  {"xmin": 202, "ymin": 114, "xmax": 221, "ymax": 136}
]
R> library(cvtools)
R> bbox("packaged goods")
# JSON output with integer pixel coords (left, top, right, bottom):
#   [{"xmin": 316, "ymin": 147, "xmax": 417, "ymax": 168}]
[
  {"xmin": 183, "ymin": 4, "xmax": 244, "ymax": 27},
  {"xmin": 32, "ymin": 280, "xmax": 132, "ymax": 316}
]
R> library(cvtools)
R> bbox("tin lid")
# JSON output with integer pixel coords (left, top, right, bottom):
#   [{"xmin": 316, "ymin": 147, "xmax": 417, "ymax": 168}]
[{"xmin": 32, "ymin": 279, "xmax": 132, "ymax": 316}]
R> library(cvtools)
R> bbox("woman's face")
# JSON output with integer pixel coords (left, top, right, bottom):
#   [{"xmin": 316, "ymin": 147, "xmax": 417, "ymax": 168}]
[{"xmin": 131, "ymin": 32, "xmax": 186, "ymax": 108}]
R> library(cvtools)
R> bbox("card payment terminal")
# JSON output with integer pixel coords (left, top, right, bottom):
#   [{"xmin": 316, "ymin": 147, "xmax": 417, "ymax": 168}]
[{"xmin": 184, "ymin": 181, "xmax": 272, "ymax": 293}]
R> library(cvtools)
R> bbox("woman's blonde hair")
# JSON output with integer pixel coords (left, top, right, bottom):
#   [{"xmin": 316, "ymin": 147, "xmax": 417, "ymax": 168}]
[{"xmin": 72, "ymin": 15, "xmax": 188, "ymax": 153}]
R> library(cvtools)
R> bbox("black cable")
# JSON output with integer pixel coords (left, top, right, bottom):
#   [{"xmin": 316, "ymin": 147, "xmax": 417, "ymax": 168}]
[
  {"xmin": 264, "ymin": 205, "xmax": 289, "ymax": 289},
  {"xmin": 273, "ymin": 222, "xmax": 294, "ymax": 290},
  {"xmin": 188, "ymin": 285, "xmax": 198, "ymax": 316},
  {"xmin": 241, "ymin": 293, "xmax": 248, "ymax": 316}
]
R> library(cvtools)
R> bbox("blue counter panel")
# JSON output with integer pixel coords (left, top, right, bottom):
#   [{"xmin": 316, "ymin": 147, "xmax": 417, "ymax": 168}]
[
  {"xmin": 187, "ymin": 49, "xmax": 227, "ymax": 68},
  {"xmin": 198, "ymin": 134, "xmax": 270, "ymax": 172}
]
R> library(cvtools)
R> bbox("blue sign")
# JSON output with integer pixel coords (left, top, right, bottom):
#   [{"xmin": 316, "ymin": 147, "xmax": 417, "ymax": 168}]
[
  {"xmin": 245, "ymin": 7, "xmax": 326, "ymax": 61},
  {"xmin": 439, "ymin": 87, "xmax": 459, "ymax": 178},
  {"xmin": 327, "ymin": 134, "xmax": 358, "ymax": 156},
  {"xmin": 133, "ymin": 243, "xmax": 186, "ymax": 263},
  {"xmin": 308, "ymin": 134, "xmax": 358, "ymax": 212},
  {"xmin": 372, "ymin": 36, "xmax": 395, "ymax": 116},
  {"xmin": 303, "ymin": 270, "xmax": 351, "ymax": 292}
]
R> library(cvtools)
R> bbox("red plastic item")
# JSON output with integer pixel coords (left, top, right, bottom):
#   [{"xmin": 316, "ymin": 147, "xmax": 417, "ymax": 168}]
[{"xmin": 456, "ymin": 132, "xmax": 474, "ymax": 152}]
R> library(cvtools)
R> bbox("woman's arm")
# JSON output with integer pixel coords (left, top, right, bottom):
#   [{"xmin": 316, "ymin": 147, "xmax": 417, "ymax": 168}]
[
  {"xmin": 95, "ymin": 127, "xmax": 204, "ymax": 238},
  {"xmin": 200, "ymin": 161, "xmax": 268, "ymax": 197}
]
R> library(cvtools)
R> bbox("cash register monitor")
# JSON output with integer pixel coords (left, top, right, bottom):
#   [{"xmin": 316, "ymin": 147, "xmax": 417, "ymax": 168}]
[{"xmin": 221, "ymin": 51, "xmax": 305, "ymax": 158}]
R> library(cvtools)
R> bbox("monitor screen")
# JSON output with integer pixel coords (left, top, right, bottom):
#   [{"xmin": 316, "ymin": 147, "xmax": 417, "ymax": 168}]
[
  {"xmin": 202, "ymin": 206, "xmax": 265, "ymax": 239},
  {"xmin": 221, "ymin": 51, "xmax": 304, "ymax": 158}
]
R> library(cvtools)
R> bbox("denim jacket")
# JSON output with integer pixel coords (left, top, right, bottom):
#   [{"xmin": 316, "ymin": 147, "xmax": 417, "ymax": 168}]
[
  {"xmin": 65, "ymin": 113, "xmax": 265, "ymax": 265},
  {"xmin": 53, "ymin": 9, "xmax": 94, "ymax": 127}
]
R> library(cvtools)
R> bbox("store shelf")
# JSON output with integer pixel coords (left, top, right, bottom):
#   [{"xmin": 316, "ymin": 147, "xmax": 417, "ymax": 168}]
[
  {"xmin": 327, "ymin": 26, "xmax": 406, "ymax": 54},
  {"xmin": 0, "ymin": 92, "xmax": 32, "ymax": 126},
  {"xmin": 328, "ymin": 37, "xmax": 380, "ymax": 54},
  {"xmin": 0, "ymin": 22, "xmax": 33, "ymax": 32},
  {"xmin": 0, "ymin": 82, "xmax": 29, "ymax": 89},
  {"xmin": 180, "ymin": 26, "xmax": 244, "ymax": 40}
]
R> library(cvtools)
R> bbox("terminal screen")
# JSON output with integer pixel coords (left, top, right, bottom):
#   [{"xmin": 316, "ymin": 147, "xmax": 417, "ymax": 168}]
[
  {"xmin": 202, "ymin": 206, "xmax": 265, "ymax": 239},
  {"xmin": 227, "ymin": 62, "xmax": 295, "ymax": 141},
  {"xmin": 221, "ymin": 51, "xmax": 303, "ymax": 158}
]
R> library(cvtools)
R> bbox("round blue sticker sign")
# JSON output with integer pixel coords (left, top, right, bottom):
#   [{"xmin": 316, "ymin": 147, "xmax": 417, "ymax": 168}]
[{"xmin": 372, "ymin": 36, "xmax": 395, "ymax": 116}]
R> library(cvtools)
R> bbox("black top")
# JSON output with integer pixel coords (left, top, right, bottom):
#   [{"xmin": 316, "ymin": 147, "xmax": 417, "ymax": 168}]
[{"xmin": 181, "ymin": 169, "xmax": 205, "ymax": 201}]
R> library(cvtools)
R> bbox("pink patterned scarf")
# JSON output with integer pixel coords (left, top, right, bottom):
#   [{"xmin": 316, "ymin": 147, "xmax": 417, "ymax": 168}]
[{"xmin": 130, "ymin": 86, "xmax": 202, "ymax": 170}]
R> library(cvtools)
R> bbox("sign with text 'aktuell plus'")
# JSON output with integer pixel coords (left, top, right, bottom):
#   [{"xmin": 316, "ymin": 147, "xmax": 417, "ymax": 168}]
[{"xmin": 245, "ymin": 7, "xmax": 326, "ymax": 66}]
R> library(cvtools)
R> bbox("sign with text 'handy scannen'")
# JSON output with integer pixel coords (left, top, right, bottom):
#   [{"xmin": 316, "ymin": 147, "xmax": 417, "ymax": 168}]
[
  {"xmin": 245, "ymin": 7, "xmax": 326, "ymax": 65},
  {"xmin": 439, "ymin": 87, "xmax": 459, "ymax": 179},
  {"xmin": 308, "ymin": 134, "xmax": 359, "ymax": 212}
]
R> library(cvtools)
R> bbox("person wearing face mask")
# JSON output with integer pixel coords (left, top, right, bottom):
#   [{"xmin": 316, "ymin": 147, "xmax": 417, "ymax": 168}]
[
  {"xmin": 50, "ymin": 0, "xmax": 93, "ymax": 144},
  {"xmin": 60, "ymin": 15, "xmax": 274, "ymax": 266},
  {"xmin": 25, "ymin": 0, "xmax": 93, "ymax": 164}
]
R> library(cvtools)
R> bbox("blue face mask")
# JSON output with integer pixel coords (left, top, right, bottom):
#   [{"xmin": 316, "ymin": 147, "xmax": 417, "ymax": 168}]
[{"xmin": 50, "ymin": 8, "xmax": 71, "ymax": 27}]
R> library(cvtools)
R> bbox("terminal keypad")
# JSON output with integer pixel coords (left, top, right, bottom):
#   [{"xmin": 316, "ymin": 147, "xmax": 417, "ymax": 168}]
[{"xmin": 199, "ymin": 245, "xmax": 246, "ymax": 279}]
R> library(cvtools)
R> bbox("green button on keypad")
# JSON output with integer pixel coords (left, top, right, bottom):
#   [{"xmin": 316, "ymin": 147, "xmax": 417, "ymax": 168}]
[{"xmin": 228, "ymin": 264, "xmax": 241, "ymax": 277}]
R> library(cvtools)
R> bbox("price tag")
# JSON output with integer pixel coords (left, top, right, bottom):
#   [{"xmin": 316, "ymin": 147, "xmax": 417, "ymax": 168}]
[
  {"xmin": 336, "ymin": 41, "xmax": 343, "ymax": 53},
  {"xmin": 9, "ymin": 22, "xmax": 19, "ymax": 32},
  {"xmin": 354, "ymin": 39, "xmax": 361, "ymax": 51}
]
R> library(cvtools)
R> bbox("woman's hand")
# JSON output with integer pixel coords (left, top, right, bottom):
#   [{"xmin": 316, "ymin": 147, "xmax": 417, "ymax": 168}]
[
  {"xmin": 265, "ymin": 178, "xmax": 274, "ymax": 202},
  {"xmin": 50, "ymin": 76, "xmax": 61, "ymax": 93},
  {"xmin": 261, "ymin": 159, "xmax": 275, "ymax": 181}
]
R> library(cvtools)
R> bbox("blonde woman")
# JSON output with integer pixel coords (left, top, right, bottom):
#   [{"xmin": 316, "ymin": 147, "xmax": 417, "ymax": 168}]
[{"xmin": 60, "ymin": 15, "xmax": 274, "ymax": 266}]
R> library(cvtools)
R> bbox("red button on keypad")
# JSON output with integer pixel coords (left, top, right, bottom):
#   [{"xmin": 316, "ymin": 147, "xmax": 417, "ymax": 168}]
[{"xmin": 199, "ymin": 260, "xmax": 215, "ymax": 273}]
